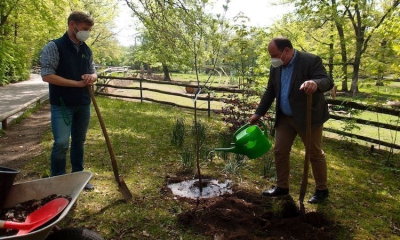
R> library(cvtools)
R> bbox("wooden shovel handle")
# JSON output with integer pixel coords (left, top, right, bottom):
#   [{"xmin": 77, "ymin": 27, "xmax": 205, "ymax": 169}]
[
  {"xmin": 87, "ymin": 86, "xmax": 121, "ymax": 185},
  {"xmin": 305, "ymin": 94, "xmax": 312, "ymax": 162},
  {"xmin": 299, "ymin": 94, "xmax": 312, "ymax": 204}
]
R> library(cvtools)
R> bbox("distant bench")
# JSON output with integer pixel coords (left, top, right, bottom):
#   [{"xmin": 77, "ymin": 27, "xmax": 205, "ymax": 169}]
[{"xmin": 0, "ymin": 93, "xmax": 49, "ymax": 130}]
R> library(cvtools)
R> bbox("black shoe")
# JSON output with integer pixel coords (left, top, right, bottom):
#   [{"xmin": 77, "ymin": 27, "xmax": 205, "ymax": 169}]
[
  {"xmin": 308, "ymin": 189, "xmax": 329, "ymax": 204},
  {"xmin": 262, "ymin": 186, "xmax": 289, "ymax": 197},
  {"xmin": 84, "ymin": 182, "xmax": 94, "ymax": 191}
]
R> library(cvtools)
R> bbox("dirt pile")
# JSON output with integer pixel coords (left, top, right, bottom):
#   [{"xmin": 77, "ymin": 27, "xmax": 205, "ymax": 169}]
[{"xmin": 176, "ymin": 189, "xmax": 337, "ymax": 240}]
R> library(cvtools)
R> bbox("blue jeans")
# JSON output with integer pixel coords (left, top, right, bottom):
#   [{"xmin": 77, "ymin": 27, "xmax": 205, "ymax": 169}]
[{"xmin": 50, "ymin": 104, "xmax": 91, "ymax": 176}]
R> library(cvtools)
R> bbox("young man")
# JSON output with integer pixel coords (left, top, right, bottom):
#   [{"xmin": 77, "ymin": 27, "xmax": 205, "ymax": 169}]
[{"xmin": 40, "ymin": 11, "xmax": 97, "ymax": 190}]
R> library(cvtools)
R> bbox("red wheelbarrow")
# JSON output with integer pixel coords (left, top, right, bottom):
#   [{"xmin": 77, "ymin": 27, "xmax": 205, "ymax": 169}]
[{"xmin": 0, "ymin": 171, "xmax": 103, "ymax": 240}]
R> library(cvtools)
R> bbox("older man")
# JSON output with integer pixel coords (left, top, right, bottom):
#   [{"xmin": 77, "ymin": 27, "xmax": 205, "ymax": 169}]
[{"xmin": 249, "ymin": 37, "xmax": 334, "ymax": 204}]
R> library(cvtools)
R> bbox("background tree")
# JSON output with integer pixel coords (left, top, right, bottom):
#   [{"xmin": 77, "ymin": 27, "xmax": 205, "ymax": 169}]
[
  {"xmin": 0, "ymin": 0, "xmax": 124, "ymax": 84},
  {"xmin": 77, "ymin": 0, "xmax": 123, "ymax": 67},
  {"xmin": 344, "ymin": 0, "xmax": 399, "ymax": 93},
  {"xmin": 223, "ymin": 14, "xmax": 261, "ymax": 88},
  {"xmin": 293, "ymin": 0, "xmax": 400, "ymax": 94},
  {"xmin": 125, "ymin": 0, "xmax": 231, "ymax": 191},
  {"xmin": 125, "ymin": 0, "xmax": 197, "ymax": 80},
  {"xmin": 0, "ymin": 0, "xmax": 69, "ymax": 85},
  {"xmin": 363, "ymin": 7, "xmax": 400, "ymax": 84},
  {"xmin": 295, "ymin": 0, "xmax": 352, "ymax": 91},
  {"xmin": 124, "ymin": 0, "xmax": 230, "ymax": 81}
]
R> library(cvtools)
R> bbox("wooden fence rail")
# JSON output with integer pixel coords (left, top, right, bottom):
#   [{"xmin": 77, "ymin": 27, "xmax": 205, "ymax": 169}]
[
  {"xmin": 96, "ymin": 76, "xmax": 400, "ymax": 150},
  {"xmin": 96, "ymin": 76, "xmax": 243, "ymax": 116}
]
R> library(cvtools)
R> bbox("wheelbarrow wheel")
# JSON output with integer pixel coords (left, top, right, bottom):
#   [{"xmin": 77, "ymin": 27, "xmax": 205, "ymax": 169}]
[{"xmin": 45, "ymin": 227, "xmax": 104, "ymax": 240}]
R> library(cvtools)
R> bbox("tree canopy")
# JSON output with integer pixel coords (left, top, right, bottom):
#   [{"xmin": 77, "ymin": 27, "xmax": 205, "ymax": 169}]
[{"xmin": 1, "ymin": 0, "xmax": 399, "ymax": 95}]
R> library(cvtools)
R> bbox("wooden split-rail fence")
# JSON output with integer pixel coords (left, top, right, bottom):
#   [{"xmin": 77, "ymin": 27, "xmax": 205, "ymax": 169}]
[{"xmin": 95, "ymin": 75, "xmax": 400, "ymax": 150}]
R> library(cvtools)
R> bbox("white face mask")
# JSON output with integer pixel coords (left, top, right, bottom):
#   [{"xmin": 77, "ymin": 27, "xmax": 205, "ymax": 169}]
[
  {"xmin": 271, "ymin": 51, "xmax": 284, "ymax": 68},
  {"xmin": 74, "ymin": 24, "xmax": 90, "ymax": 42},
  {"xmin": 76, "ymin": 31, "xmax": 90, "ymax": 42}
]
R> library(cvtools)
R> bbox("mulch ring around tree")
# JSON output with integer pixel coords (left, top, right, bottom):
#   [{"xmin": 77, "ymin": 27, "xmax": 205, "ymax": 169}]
[{"xmin": 163, "ymin": 177, "xmax": 340, "ymax": 240}]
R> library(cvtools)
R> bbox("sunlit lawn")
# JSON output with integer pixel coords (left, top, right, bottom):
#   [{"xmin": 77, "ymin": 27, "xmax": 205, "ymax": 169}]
[{"xmin": 325, "ymin": 112, "xmax": 400, "ymax": 147}]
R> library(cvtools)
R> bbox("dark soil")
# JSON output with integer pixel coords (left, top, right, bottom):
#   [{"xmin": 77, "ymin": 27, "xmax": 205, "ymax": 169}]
[{"xmin": 166, "ymin": 177, "xmax": 339, "ymax": 240}]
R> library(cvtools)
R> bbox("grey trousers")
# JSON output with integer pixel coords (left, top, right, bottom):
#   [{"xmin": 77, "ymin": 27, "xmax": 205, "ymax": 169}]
[{"xmin": 274, "ymin": 115, "xmax": 328, "ymax": 190}]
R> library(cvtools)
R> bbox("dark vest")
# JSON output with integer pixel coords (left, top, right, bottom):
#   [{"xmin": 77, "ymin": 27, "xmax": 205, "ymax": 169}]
[{"xmin": 50, "ymin": 32, "xmax": 92, "ymax": 106}]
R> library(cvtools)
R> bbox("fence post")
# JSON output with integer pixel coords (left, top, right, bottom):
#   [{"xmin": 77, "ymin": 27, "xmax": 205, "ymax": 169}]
[
  {"xmin": 140, "ymin": 79, "xmax": 143, "ymax": 103},
  {"xmin": 2, "ymin": 119, "xmax": 8, "ymax": 130},
  {"xmin": 208, "ymin": 92, "xmax": 211, "ymax": 117}
]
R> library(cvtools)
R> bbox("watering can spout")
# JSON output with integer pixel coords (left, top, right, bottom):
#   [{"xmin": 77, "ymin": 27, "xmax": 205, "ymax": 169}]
[
  {"xmin": 214, "ymin": 146, "xmax": 243, "ymax": 155},
  {"xmin": 214, "ymin": 121, "xmax": 272, "ymax": 159}
]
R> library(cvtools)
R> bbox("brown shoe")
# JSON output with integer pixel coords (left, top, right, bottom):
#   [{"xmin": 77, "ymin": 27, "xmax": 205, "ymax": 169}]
[{"xmin": 262, "ymin": 186, "xmax": 289, "ymax": 197}]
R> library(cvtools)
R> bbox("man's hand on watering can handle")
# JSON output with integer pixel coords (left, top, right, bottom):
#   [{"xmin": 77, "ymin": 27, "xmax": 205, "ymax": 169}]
[
  {"xmin": 249, "ymin": 114, "xmax": 261, "ymax": 125},
  {"xmin": 299, "ymin": 80, "xmax": 317, "ymax": 95}
]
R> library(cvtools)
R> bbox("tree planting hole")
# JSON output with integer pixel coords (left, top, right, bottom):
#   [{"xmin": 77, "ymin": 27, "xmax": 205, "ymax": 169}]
[{"xmin": 167, "ymin": 179, "xmax": 233, "ymax": 199}]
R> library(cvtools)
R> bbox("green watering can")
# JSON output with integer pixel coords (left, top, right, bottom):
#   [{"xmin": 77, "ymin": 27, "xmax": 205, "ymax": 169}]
[{"xmin": 215, "ymin": 121, "xmax": 272, "ymax": 159}]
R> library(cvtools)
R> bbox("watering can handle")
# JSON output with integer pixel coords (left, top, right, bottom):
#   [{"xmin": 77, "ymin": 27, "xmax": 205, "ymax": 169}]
[
  {"xmin": 233, "ymin": 120, "xmax": 268, "ymax": 138},
  {"xmin": 258, "ymin": 120, "xmax": 268, "ymax": 135}
]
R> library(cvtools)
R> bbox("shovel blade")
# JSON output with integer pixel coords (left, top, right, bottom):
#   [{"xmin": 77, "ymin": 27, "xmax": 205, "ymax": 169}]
[{"xmin": 118, "ymin": 177, "xmax": 133, "ymax": 202}]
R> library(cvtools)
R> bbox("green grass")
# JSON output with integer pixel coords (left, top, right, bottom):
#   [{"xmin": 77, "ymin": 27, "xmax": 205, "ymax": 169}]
[
  {"xmin": 142, "ymin": 72, "xmax": 235, "ymax": 87},
  {"xmin": 320, "ymin": 138, "xmax": 400, "ymax": 239},
  {"xmin": 14, "ymin": 96, "xmax": 400, "ymax": 240},
  {"xmin": 326, "ymin": 80, "xmax": 400, "ymax": 149},
  {"xmin": 358, "ymin": 79, "xmax": 400, "ymax": 100},
  {"xmin": 119, "ymin": 81, "xmax": 223, "ymax": 110},
  {"xmin": 325, "ymin": 112, "xmax": 400, "ymax": 147}
]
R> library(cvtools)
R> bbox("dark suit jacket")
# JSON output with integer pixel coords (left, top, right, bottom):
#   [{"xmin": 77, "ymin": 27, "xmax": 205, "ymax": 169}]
[{"xmin": 255, "ymin": 50, "xmax": 334, "ymax": 132}]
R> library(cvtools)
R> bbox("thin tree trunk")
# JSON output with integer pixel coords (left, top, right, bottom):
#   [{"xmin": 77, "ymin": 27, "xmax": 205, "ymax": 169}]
[
  {"xmin": 350, "ymin": 38, "xmax": 363, "ymax": 94},
  {"xmin": 328, "ymin": 36, "xmax": 334, "ymax": 79},
  {"xmin": 162, "ymin": 63, "xmax": 171, "ymax": 81},
  {"xmin": 146, "ymin": 63, "xmax": 152, "ymax": 76},
  {"xmin": 335, "ymin": 20, "xmax": 348, "ymax": 92},
  {"xmin": 331, "ymin": 0, "xmax": 348, "ymax": 91},
  {"xmin": 351, "ymin": 62, "xmax": 360, "ymax": 95}
]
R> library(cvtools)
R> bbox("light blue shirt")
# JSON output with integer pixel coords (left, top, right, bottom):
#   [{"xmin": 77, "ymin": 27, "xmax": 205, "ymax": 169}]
[{"xmin": 279, "ymin": 50, "xmax": 297, "ymax": 116}]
